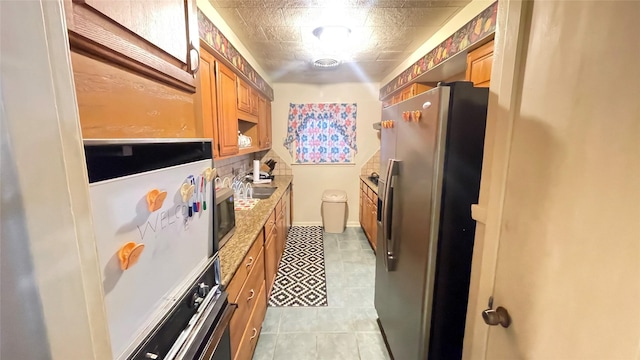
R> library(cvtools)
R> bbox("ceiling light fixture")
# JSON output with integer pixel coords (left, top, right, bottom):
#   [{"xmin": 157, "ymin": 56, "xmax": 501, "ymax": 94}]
[{"xmin": 312, "ymin": 57, "xmax": 341, "ymax": 69}]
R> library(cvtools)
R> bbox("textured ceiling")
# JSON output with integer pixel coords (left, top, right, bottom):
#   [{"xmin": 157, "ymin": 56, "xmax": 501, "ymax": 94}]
[{"xmin": 209, "ymin": 0, "xmax": 470, "ymax": 83}]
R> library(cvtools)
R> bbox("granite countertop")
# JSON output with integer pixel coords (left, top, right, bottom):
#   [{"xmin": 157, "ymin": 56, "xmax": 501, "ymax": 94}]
[
  {"xmin": 219, "ymin": 175, "xmax": 293, "ymax": 286},
  {"xmin": 360, "ymin": 175, "xmax": 379, "ymax": 195}
]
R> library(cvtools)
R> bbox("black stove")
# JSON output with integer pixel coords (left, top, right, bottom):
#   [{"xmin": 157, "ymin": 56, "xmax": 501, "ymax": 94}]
[{"xmin": 128, "ymin": 256, "xmax": 234, "ymax": 360}]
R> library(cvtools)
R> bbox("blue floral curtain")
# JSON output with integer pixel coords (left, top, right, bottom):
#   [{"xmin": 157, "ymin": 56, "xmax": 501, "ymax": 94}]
[{"xmin": 283, "ymin": 103, "xmax": 357, "ymax": 163}]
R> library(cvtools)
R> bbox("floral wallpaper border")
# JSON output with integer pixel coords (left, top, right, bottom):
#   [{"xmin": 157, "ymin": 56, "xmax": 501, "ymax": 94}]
[
  {"xmin": 379, "ymin": 1, "xmax": 498, "ymax": 100},
  {"xmin": 198, "ymin": 10, "xmax": 274, "ymax": 101}
]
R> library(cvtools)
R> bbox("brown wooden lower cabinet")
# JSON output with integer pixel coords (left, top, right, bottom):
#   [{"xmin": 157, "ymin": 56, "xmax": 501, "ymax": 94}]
[
  {"xmin": 264, "ymin": 225, "xmax": 278, "ymax": 297},
  {"xmin": 228, "ymin": 230, "xmax": 265, "ymax": 359},
  {"xmin": 359, "ymin": 180, "xmax": 378, "ymax": 251},
  {"xmin": 229, "ymin": 187, "xmax": 291, "ymax": 360},
  {"xmin": 234, "ymin": 282, "xmax": 266, "ymax": 360}
]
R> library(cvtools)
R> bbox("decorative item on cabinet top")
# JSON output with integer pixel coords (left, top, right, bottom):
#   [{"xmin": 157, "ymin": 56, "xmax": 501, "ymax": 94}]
[{"xmin": 198, "ymin": 9, "xmax": 273, "ymax": 101}]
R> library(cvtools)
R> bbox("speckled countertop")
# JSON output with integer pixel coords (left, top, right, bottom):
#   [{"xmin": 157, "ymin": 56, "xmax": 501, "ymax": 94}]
[
  {"xmin": 219, "ymin": 175, "xmax": 293, "ymax": 286},
  {"xmin": 360, "ymin": 175, "xmax": 379, "ymax": 195}
]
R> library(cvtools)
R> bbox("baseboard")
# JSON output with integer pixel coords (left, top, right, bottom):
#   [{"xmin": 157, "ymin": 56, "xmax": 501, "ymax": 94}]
[
  {"xmin": 292, "ymin": 221, "xmax": 323, "ymax": 226},
  {"xmin": 292, "ymin": 221, "xmax": 362, "ymax": 227}
]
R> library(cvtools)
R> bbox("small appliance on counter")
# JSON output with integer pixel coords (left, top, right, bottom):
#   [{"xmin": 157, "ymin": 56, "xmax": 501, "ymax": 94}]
[
  {"xmin": 84, "ymin": 139, "xmax": 234, "ymax": 360},
  {"xmin": 215, "ymin": 187, "xmax": 235, "ymax": 248}
]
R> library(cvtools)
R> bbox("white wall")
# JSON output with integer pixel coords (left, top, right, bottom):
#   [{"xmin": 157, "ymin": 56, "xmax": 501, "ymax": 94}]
[
  {"xmin": 197, "ymin": 0, "xmax": 271, "ymax": 83},
  {"xmin": 381, "ymin": 0, "xmax": 495, "ymax": 85},
  {"xmin": 270, "ymin": 83, "xmax": 381, "ymax": 226},
  {"xmin": 1, "ymin": 1, "xmax": 111, "ymax": 359}
]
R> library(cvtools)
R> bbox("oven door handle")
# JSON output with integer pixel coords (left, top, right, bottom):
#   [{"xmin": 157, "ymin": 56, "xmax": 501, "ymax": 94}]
[{"xmin": 198, "ymin": 302, "xmax": 236, "ymax": 360}]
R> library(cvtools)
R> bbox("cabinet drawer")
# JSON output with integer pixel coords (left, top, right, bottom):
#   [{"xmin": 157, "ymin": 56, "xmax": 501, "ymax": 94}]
[
  {"xmin": 234, "ymin": 281, "xmax": 267, "ymax": 360},
  {"xmin": 226, "ymin": 231, "xmax": 264, "ymax": 303},
  {"xmin": 264, "ymin": 210, "xmax": 276, "ymax": 239},
  {"xmin": 366, "ymin": 186, "xmax": 374, "ymax": 200},
  {"xmin": 230, "ymin": 247, "xmax": 265, "ymax": 357}
]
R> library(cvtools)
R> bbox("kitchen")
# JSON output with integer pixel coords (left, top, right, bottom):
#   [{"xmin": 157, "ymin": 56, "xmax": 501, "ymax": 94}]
[{"xmin": 2, "ymin": 1, "xmax": 639, "ymax": 360}]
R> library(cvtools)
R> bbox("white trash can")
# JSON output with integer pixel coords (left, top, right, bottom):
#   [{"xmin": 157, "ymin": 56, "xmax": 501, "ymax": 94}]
[{"xmin": 321, "ymin": 190, "xmax": 348, "ymax": 233}]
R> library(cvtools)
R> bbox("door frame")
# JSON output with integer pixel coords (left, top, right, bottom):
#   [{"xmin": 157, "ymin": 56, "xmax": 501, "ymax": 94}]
[
  {"xmin": 1, "ymin": 1, "xmax": 111, "ymax": 358},
  {"xmin": 462, "ymin": 1, "xmax": 532, "ymax": 359}
]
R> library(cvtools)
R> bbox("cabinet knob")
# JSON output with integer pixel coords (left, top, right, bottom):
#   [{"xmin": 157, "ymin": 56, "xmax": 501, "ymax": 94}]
[
  {"xmin": 250, "ymin": 328, "xmax": 258, "ymax": 340},
  {"xmin": 189, "ymin": 42, "xmax": 200, "ymax": 75},
  {"xmin": 246, "ymin": 256, "xmax": 254, "ymax": 267},
  {"xmin": 247, "ymin": 289, "xmax": 255, "ymax": 301}
]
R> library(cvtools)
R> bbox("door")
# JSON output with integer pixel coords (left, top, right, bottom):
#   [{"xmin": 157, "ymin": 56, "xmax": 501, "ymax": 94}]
[
  {"xmin": 216, "ymin": 62, "xmax": 239, "ymax": 156},
  {"xmin": 476, "ymin": 1, "xmax": 640, "ymax": 359},
  {"xmin": 375, "ymin": 88, "xmax": 448, "ymax": 360}
]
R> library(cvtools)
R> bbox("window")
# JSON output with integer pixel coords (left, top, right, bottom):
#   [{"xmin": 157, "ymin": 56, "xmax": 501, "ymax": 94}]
[{"xmin": 284, "ymin": 103, "xmax": 357, "ymax": 164}]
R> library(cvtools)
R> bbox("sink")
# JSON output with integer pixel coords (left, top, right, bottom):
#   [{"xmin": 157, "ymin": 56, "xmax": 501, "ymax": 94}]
[{"xmin": 252, "ymin": 187, "xmax": 277, "ymax": 199}]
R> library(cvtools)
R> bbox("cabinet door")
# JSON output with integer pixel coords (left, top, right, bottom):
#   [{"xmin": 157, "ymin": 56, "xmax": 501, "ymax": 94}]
[
  {"xmin": 199, "ymin": 48, "xmax": 219, "ymax": 158},
  {"xmin": 265, "ymin": 229, "xmax": 278, "ymax": 297},
  {"xmin": 249, "ymin": 88, "xmax": 259, "ymax": 115},
  {"xmin": 369, "ymin": 198, "xmax": 377, "ymax": 251},
  {"xmin": 401, "ymin": 87, "xmax": 411, "ymax": 101},
  {"xmin": 276, "ymin": 211, "xmax": 286, "ymax": 260},
  {"xmin": 466, "ymin": 40, "xmax": 494, "ymax": 88},
  {"xmin": 362, "ymin": 194, "xmax": 371, "ymax": 240},
  {"xmin": 66, "ymin": 0, "xmax": 198, "ymax": 92},
  {"xmin": 265, "ymin": 101, "xmax": 272, "ymax": 148},
  {"xmin": 257, "ymin": 96, "xmax": 269, "ymax": 149},
  {"xmin": 237, "ymin": 79, "xmax": 252, "ymax": 113},
  {"xmin": 234, "ymin": 282, "xmax": 266, "ymax": 360},
  {"xmin": 359, "ymin": 187, "xmax": 365, "ymax": 228},
  {"xmin": 284, "ymin": 188, "xmax": 291, "ymax": 235},
  {"xmin": 216, "ymin": 62, "xmax": 240, "ymax": 156}
]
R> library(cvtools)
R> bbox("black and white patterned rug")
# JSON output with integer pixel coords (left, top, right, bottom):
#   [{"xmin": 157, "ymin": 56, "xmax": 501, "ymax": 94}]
[{"xmin": 268, "ymin": 226, "xmax": 328, "ymax": 307}]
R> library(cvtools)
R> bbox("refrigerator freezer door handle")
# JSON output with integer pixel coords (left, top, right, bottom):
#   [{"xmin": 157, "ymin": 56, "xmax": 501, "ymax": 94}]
[{"xmin": 382, "ymin": 159, "xmax": 400, "ymax": 271}]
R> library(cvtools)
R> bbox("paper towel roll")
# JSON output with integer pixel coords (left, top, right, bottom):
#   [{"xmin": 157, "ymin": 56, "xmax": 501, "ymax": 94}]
[{"xmin": 253, "ymin": 160, "xmax": 260, "ymax": 182}]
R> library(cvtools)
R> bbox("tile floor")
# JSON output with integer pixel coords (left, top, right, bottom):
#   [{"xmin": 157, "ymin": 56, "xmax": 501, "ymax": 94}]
[{"xmin": 252, "ymin": 227, "xmax": 391, "ymax": 360}]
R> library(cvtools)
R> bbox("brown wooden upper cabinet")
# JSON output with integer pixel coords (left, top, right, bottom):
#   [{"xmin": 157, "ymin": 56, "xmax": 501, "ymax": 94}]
[
  {"xmin": 237, "ymin": 78, "xmax": 259, "ymax": 122},
  {"xmin": 199, "ymin": 46, "xmax": 219, "ymax": 158},
  {"xmin": 216, "ymin": 61, "xmax": 240, "ymax": 156},
  {"xmin": 65, "ymin": 0, "xmax": 199, "ymax": 92},
  {"xmin": 249, "ymin": 88, "xmax": 259, "ymax": 115},
  {"xmin": 466, "ymin": 40, "xmax": 494, "ymax": 88},
  {"xmin": 401, "ymin": 83, "xmax": 432, "ymax": 100},
  {"xmin": 266, "ymin": 101, "xmax": 272, "ymax": 149},
  {"xmin": 237, "ymin": 79, "xmax": 252, "ymax": 114},
  {"xmin": 257, "ymin": 96, "xmax": 272, "ymax": 150}
]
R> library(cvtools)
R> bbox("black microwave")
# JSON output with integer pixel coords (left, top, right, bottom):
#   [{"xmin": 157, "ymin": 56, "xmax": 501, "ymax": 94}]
[{"xmin": 215, "ymin": 187, "xmax": 235, "ymax": 248}]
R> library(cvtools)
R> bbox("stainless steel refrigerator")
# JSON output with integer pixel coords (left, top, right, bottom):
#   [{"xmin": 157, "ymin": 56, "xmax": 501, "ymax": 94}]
[{"xmin": 375, "ymin": 82, "xmax": 489, "ymax": 360}]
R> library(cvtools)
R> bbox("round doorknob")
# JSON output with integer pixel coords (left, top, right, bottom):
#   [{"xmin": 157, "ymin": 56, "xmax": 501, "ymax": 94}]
[
  {"xmin": 482, "ymin": 306, "xmax": 511, "ymax": 328},
  {"xmin": 482, "ymin": 296, "xmax": 511, "ymax": 328}
]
